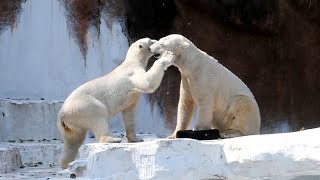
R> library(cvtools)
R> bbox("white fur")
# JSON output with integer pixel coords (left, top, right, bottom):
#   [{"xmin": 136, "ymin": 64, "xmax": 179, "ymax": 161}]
[
  {"xmin": 150, "ymin": 34, "xmax": 261, "ymax": 139},
  {"xmin": 57, "ymin": 38, "xmax": 175, "ymax": 169}
]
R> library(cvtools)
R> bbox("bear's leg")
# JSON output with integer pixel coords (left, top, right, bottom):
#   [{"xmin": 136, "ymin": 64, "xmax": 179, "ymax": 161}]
[
  {"xmin": 91, "ymin": 119, "xmax": 122, "ymax": 143},
  {"xmin": 122, "ymin": 103, "xmax": 143, "ymax": 143},
  {"xmin": 194, "ymin": 106, "xmax": 213, "ymax": 130},
  {"xmin": 167, "ymin": 75, "xmax": 195, "ymax": 139},
  {"xmin": 60, "ymin": 127, "xmax": 86, "ymax": 169}
]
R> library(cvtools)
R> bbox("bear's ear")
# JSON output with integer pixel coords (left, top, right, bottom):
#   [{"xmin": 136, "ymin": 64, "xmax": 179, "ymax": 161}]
[
  {"xmin": 139, "ymin": 44, "xmax": 143, "ymax": 49},
  {"xmin": 179, "ymin": 41, "xmax": 190, "ymax": 49}
]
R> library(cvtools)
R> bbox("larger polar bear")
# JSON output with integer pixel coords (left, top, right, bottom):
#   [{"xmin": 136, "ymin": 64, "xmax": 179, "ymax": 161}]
[
  {"xmin": 150, "ymin": 34, "xmax": 261, "ymax": 138},
  {"xmin": 57, "ymin": 38, "xmax": 175, "ymax": 169}
]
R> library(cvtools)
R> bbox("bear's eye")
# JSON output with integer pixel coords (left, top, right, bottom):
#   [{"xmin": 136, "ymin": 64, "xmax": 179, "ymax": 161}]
[{"xmin": 139, "ymin": 45, "xmax": 143, "ymax": 49}]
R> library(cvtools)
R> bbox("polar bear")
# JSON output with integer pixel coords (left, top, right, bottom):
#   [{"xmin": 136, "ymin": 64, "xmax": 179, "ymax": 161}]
[
  {"xmin": 150, "ymin": 34, "xmax": 261, "ymax": 139},
  {"xmin": 57, "ymin": 38, "xmax": 175, "ymax": 169}
]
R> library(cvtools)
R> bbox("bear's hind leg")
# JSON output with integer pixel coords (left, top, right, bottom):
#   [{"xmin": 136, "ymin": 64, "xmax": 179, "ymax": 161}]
[
  {"xmin": 60, "ymin": 127, "xmax": 86, "ymax": 169},
  {"xmin": 220, "ymin": 129, "xmax": 242, "ymax": 139},
  {"xmin": 91, "ymin": 119, "xmax": 122, "ymax": 143},
  {"xmin": 219, "ymin": 112, "xmax": 243, "ymax": 138},
  {"xmin": 220, "ymin": 95, "xmax": 261, "ymax": 138}
]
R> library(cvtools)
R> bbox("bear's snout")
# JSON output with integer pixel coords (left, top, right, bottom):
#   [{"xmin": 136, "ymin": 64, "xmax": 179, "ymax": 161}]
[
  {"xmin": 149, "ymin": 44, "xmax": 156, "ymax": 53},
  {"xmin": 149, "ymin": 43, "xmax": 161, "ymax": 58},
  {"xmin": 150, "ymin": 43, "xmax": 161, "ymax": 54}
]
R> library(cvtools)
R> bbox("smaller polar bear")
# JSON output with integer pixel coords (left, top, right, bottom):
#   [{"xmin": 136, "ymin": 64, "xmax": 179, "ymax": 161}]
[
  {"xmin": 57, "ymin": 38, "xmax": 175, "ymax": 169},
  {"xmin": 150, "ymin": 34, "xmax": 261, "ymax": 139}
]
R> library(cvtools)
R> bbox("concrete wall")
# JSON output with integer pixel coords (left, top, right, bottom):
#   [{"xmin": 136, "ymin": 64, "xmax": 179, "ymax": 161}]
[{"xmin": 0, "ymin": 98, "xmax": 170, "ymax": 142}]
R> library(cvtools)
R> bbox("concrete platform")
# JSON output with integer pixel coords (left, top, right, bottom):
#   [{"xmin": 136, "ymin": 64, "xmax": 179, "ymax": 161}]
[{"xmin": 0, "ymin": 129, "xmax": 320, "ymax": 179}]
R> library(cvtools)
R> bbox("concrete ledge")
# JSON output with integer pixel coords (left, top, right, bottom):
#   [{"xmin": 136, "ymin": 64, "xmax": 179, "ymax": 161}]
[
  {"xmin": 0, "ymin": 99, "xmax": 63, "ymax": 141},
  {"xmin": 0, "ymin": 99, "xmax": 170, "ymax": 142},
  {"xmin": 0, "ymin": 147, "xmax": 22, "ymax": 173},
  {"xmin": 69, "ymin": 128, "xmax": 320, "ymax": 179}
]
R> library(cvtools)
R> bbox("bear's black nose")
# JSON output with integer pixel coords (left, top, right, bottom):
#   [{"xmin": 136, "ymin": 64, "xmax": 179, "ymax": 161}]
[{"xmin": 153, "ymin": 53, "xmax": 161, "ymax": 59}]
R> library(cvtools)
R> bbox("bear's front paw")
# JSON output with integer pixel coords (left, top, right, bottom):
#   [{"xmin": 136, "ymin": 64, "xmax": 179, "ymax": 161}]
[
  {"xmin": 166, "ymin": 133, "xmax": 176, "ymax": 139},
  {"xmin": 159, "ymin": 51, "xmax": 175, "ymax": 68},
  {"xmin": 127, "ymin": 136, "xmax": 144, "ymax": 143},
  {"xmin": 99, "ymin": 135, "xmax": 122, "ymax": 143}
]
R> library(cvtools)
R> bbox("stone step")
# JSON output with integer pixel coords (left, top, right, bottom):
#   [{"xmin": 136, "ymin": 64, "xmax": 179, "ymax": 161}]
[{"xmin": 0, "ymin": 147, "xmax": 22, "ymax": 174}]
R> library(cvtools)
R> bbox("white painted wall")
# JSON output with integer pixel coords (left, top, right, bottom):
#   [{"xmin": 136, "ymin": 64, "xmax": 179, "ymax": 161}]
[{"xmin": 0, "ymin": 0, "xmax": 171, "ymax": 141}]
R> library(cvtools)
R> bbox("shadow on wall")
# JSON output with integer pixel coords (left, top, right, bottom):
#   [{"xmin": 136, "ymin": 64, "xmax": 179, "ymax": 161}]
[
  {"xmin": 0, "ymin": 0, "xmax": 24, "ymax": 34},
  {"xmin": 1, "ymin": 0, "xmax": 319, "ymax": 133},
  {"xmin": 171, "ymin": 0, "xmax": 320, "ymax": 133},
  {"xmin": 58, "ymin": 0, "xmax": 125, "ymax": 66},
  {"xmin": 124, "ymin": 0, "xmax": 320, "ymax": 133}
]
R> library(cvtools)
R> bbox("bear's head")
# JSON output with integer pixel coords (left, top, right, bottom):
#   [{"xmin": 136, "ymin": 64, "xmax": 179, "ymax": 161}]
[
  {"xmin": 149, "ymin": 34, "xmax": 191, "ymax": 59},
  {"xmin": 128, "ymin": 38, "xmax": 158, "ymax": 60}
]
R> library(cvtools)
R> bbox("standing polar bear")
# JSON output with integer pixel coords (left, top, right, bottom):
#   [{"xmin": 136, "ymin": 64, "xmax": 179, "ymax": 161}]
[
  {"xmin": 150, "ymin": 34, "xmax": 261, "ymax": 138},
  {"xmin": 57, "ymin": 38, "xmax": 175, "ymax": 169}
]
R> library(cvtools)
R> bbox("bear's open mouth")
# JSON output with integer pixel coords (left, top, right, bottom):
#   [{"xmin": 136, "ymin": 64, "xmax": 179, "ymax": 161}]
[{"xmin": 153, "ymin": 53, "xmax": 161, "ymax": 59}]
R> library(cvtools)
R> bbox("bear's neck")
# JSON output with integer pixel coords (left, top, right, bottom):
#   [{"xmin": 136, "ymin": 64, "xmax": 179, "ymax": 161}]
[{"xmin": 175, "ymin": 46, "xmax": 217, "ymax": 77}]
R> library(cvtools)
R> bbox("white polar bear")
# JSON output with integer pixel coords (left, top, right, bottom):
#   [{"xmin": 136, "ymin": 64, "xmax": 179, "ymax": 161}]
[
  {"xmin": 57, "ymin": 38, "xmax": 175, "ymax": 169},
  {"xmin": 150, "ymin": 34, "xmax": 261, "ymax": 139}
]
